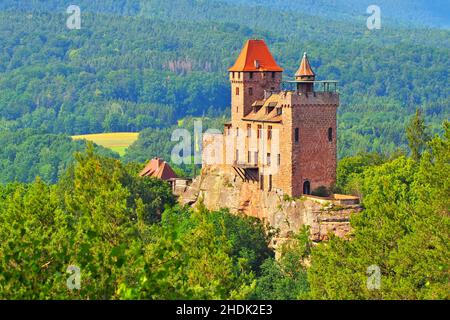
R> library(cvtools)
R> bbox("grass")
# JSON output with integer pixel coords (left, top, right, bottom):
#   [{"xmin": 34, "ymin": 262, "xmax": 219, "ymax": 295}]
[{"xmin": 72, "ymin": 132, "xmax": 139, "ymax": 156}]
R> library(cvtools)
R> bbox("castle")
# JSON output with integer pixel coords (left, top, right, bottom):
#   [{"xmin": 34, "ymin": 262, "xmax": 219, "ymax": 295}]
[
  {"xmin": 181, "ymin": 39, "xmax": 359, "ymax": 242},
  {"xmin": 202, "ymin": 39, "xmax": 339, "ymax": 197}
]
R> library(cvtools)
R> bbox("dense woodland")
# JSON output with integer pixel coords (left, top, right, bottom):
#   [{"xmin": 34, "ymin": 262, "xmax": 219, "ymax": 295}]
[
  {"xmin": 0, "ymin": 0, "xmax": 449, "ymax": 182},
  {"xmin": 0, "ymin": 0, "xmax": 448, "ymax": 300},
  {"xmin": 0, "ymin": 120, "xmax": 448, "ymax": 299}
]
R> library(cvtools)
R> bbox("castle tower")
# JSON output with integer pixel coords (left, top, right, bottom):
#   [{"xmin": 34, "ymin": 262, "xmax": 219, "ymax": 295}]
[
  {"xmin": 208, "ymin": 40, "xmax": 339, "ymax": 197},
  {"xmin": 291, "ymin": 53, "xmax": 339, "ymax": 195},
  {"xmin": 228, "ymin": 39, "xmax": 283, "ymax": 123}
]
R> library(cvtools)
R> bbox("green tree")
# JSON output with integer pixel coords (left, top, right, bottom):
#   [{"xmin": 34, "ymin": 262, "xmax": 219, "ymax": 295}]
[
  {"xmin": 307, "ymin": 122, "xmax": 449, "ymax": 299},
  {"xmin": 406, "ymin": 108, "xmax": 430, "ymax": 161},
  {"xmin": 253, "ymin": 227, "xmax": 311, "ymax": 300}
]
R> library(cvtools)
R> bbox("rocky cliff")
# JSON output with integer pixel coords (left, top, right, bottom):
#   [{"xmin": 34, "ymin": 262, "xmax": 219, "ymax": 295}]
[{"xmin": 179, "ymin": 165, "xmax": 361, "ymax": 244}]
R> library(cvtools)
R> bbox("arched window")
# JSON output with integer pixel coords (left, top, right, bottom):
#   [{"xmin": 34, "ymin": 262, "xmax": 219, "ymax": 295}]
[
  {"xmin": 328, "ymin": 127, "xmax": 333, "ymax": 142},
  {"xmin": 303, "ymin": 181, "xmax": 311, "ymax": 195}
]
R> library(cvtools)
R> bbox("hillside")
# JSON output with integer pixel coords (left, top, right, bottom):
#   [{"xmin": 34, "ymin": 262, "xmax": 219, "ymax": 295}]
[{"xmin": 0, "ymin": 0, "xmax": 448, "ymax": 182}]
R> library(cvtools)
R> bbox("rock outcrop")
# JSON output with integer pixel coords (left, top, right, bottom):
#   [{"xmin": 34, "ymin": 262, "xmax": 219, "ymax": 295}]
[{"xmin": 179, "ymin": 165, "xmax": 361, "ymax": 244}]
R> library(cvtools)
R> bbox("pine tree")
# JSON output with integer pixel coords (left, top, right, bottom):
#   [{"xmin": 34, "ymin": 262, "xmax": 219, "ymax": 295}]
[{"xmin": 406, "ymin": 109, "xmax": 430, "ymax": 161}]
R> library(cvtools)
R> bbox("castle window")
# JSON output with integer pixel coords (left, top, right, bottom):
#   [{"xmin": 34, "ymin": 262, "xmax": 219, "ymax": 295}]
[
  {"xmin": 267, "ymin": 153, "xmax": 271, "ymax": 165},
  {"xmin": 257, "ymin": 125, "xmax": 262, "ymax": 139},
  {"xmin": 235, "ymin": 149, "xmax": 239, "ymax": 163},
  {"xmin": 295, "ymin": 128, "xmax": 299, "ymax": 143},
  {"xmin": 272, "ymin": 72, "xmax": 276, "ymax": 79},
  {"xmin": 249, "ymin": 87, "xmax": 253, "ymax": 96},
  {"xmin": 260, "ymin": 174, "xmax": 264, "ymax": 190},
  {"xmin": 276, "ymin": 108, "xmax": 282, "ymax": 116},
  {"xmin": 236, "ymin": 127, "xmax": 239, "ymax": 137},
  {"xmin": 268, "ymin": 126, "xmax": 272, "ymax": 140},
  {"xmin": 277, "ymin": 154, "xmax": 281, "ymax": 166},
  {"xmin": 268, "ymin": 175, "xmax": 272, "ymax": 191},
  {"xmin": 328, "ymin": 127, "xmax": 333, "ymax": 142},
  {"xmin": 254, "ymin": 151, "xmax": 258, "ymax": 164},
  {"xmin": 303, "ymin": 181, "xmax": 311, "ymax": 195},
  {"xmin": 248, "ymin": 151, "xmax": 251, "ymax": 163},
  {"xmin": 249, "ymin": 72, "xmax": 253, "ymax": 79},
  {"xmin": 232, "ymin": 72, "xmax": 235, "ymax": 79},
  {"xmin": 236, "ymin": 87, "xmax": 239, "ymax": 96},
  {"xmin": 247, "ymin": 124, "xmax": 251, "ymax": 137}
]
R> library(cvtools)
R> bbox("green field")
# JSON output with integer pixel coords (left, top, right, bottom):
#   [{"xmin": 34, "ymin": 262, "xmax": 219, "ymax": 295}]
[{"xmin": 72, "ymin": 132, "xmax": 139, "ymax": 156}]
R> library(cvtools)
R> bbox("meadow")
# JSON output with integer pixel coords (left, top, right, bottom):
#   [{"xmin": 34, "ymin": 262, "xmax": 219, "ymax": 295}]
[{"xmin": 72, "ymin": 132, "xmax": 139, "ymax": 156}]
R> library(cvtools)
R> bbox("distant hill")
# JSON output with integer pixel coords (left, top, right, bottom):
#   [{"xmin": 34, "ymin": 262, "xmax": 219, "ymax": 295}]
[
  {"xmin": 0, "ymin": 0, "xmax": 448, "ymax": 182},
  {"xmin": 1, "ymin": 0, "xmax": 449, "ymax": 28},
  {"xmin": 221, "ymin": 0, "xmax": 450, "ymax": 29}
]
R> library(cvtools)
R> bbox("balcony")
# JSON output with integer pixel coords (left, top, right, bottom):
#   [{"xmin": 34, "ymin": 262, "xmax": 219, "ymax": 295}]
[
  {"xmin": 232, "ymin": 160, "xmax": 258, "ymax": 169},
  {"xmin": 232, "ymin": 161, "xmax": 259, "ymax": 182}
]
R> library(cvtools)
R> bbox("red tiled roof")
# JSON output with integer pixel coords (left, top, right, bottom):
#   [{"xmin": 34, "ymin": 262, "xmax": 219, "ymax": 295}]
[
  {"xmin": 228, "ymin": 39, "xmax": 283, "ymax": 72},
  {"xmin": 295, "ymin": 52, "xmax": 315, "ymax": 77},
  {"xmin": 139, "ymin": 158, "xmax": 177, "ymax": 180}
]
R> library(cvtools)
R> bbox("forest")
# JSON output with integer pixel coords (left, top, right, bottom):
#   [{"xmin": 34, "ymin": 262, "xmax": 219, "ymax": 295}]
[
  {"xmin": 0, "ymin": 0, "xmax": 449, "ymax": 182},
  {"xmin": 0, "ymin": 119, "xmax": 448, "ymax": 299}
]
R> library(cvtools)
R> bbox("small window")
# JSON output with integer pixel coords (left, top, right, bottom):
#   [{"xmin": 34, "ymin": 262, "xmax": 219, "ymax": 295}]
[
  {"xmin": 248, "ymin": 151, "xmax": 251, "ymax": 163},
  {"xmin": 267, "ymin": 153, "xmax": 271, "ymax": 165},
  {"xmin": 257, "ymin": 125, "xmax": 262, "ymax": 139},
  {"xmin": 277, "ymin": 154, "xmax": 281, "ymax": 166},
  {"xmin": 236, "ymin": 127, "xmax": 239, "ymax": 137},
  {"xmin": 303, "ymin": 181, "xmax": 311, "ymax": 195},
  {"xmin": 249, "ymin": 87, "xmax": 253, "ymax": 96},
  {"xmin": 276, "ymin": 108, "xmax": 282, "ymax": 116},
  {"xmin": 236, "ymin": 87, "xmax": 239, "ymax": 96},
  {"xmin": 328, "ymin": 127, "xmax": 333, "ymax": 142},
  {"xmin": 268, "ymin": 175, "xmax": 272, "ymax": 191},
  {"xmin": 236, "ymin": 149, "xmax": 239, "ymax": 162},
  {"xmin": 249, "ymin": 72, "xmax": 253, "ymax": 79},
  {"xmin": 232, "ymin": 72, "xmax": 235, "ymax": 79},
  {"xmin": 254, "ymin": 151, "xmax": 258, "ymax": 164},
  {"xmin": 260, "ymin": 174, "xmax": 264, "ymax": 190},
  {"xmin": 295, "ymin": 128, "xmax": 299, "ymax": 143},
  {"xmin": 268, "ymin": 126, "xmax": 272, "ymax": 140},
  {"xmin": 271, "ymin": 72, "xmax": 276, "ymax": 78},
  {"xmin": 247, "ymin": 124, "xmax": 251, "ymax": 137}
]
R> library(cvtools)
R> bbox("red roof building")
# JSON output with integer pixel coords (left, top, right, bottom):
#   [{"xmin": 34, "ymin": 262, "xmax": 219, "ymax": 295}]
[{"xmin": 139, "ymin": 158, "xmax": 177, "ymax": 180}]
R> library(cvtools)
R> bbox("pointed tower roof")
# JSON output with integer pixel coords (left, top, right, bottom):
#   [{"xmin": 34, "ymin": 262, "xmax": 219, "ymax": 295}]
[
  {"xmin": 295, "ymin": 52, "xmax": 315, "ymax": 78},
  {"xmin": 228, "ymin": 39, "xmax": 283, "ymax": 72}
]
